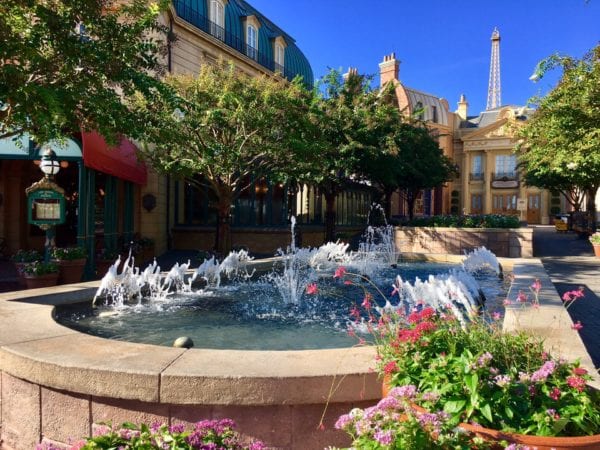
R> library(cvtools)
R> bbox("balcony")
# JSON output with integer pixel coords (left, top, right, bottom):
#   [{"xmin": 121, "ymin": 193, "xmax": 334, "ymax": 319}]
[
  {"xmin": 469, "ymin": 172, "xmax": 484, "ymax": 182},
  {"xmin": 492, "ymin": 172, "xmax": 518, "ymax": 181},
  {"xmin": 173, "ymin": 0, "xmax": 296, "ymax": 82}
]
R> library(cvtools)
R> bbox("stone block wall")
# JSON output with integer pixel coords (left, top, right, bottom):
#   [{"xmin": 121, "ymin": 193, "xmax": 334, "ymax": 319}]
[
  {"xmin": 394, "ymin": 227, "xmax": 533, "ymax": 258},
  {"xmin": 0, "ymin": 372, "xmax": 368, "ymax": 450}
]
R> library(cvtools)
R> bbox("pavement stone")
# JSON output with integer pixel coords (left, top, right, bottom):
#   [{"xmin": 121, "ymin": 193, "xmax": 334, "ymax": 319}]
[{"xmin": 533, "ymin": 226, "xmax": 600, "ymax": 369}]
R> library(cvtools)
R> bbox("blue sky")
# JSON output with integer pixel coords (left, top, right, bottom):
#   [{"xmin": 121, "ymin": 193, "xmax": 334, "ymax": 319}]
[{"xmin": 249, "ymin": 0, "xmax": 600, "ymax": 116}]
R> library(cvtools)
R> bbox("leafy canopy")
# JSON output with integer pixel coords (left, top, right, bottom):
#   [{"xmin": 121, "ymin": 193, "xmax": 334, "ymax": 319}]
[{"xmin": 0, "ymin": 0, "xmax": 171, "ymax": 144}]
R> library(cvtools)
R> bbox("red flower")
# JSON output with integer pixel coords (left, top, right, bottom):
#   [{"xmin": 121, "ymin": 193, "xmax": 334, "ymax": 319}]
[
  {"xmin": 383, "ymin": 360, "xmax": 398, "ymax": 374},
  {"xmin": 517, "ymin": 291, "xmax": 528, "ymax": 303},
  {"xmin": 415, "ymin": 321, "xmax": 436, "ymax": 334},
  {"xmin": 306, "ymin": 283, "xmax": 318, "ymax": 295},
  {"xmin": 573, "ymin": 367, "xmax": 588, "ymax": 376},
  {"xmin": 362, "ymin": 293, "xmax": 373, "ymax": 310},
  {"xmin": 334, "ymin": 266, "xmax": 347, "ymax": 279},
  {"xmin": 549, "ymin": 387, "xmax": 561, "ymax": 400}
]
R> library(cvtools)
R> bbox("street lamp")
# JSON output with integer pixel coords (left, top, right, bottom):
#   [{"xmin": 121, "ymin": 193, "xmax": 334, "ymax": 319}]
[{"xmin": 39, "ymin": 147, "xmax": 61, "ymax": 179}]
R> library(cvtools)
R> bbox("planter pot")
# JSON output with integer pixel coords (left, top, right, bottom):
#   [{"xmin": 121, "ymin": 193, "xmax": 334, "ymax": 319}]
[
  {"xmin": 593, "ymin": 244, "xmax": 600, "ymax": 258},
  {"xmin": 459, "ymin": 422, "xmax": 600, "ymax": 450},
  {"xmin": 55, "ymin": 258, "xmax": 87, "ymax": 284},
  {"xmin": 23, "ymin": 272, "xmax": 59, "ymax": 289},
  {"xmin": 382, "ymin": 375, "xmax": 600, "ymax": 449},
  {"xmin": 13, "ymin": 262, "xmax": 27, "ymax": 287}
]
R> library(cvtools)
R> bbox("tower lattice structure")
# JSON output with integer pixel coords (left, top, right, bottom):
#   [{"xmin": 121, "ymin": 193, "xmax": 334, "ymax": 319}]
[{"xmin": 486, "ymin": 27, "xmax": 501, "ymax": 110}]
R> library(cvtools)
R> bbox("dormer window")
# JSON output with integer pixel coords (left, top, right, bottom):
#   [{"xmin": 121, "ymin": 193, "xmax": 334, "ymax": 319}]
[
  {"xmin": 274, "ymin": 43, "xmax": 284, "ymax": 71},
  {"xmin": 209, "ymin": 0, "xmax": 225, "ymax": 40},
  {"xmin": 246, "ymin": 24, "xmax": 257, "ymax": 59}
]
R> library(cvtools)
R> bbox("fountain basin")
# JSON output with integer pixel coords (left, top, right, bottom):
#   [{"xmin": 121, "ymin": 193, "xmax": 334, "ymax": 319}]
[
  {"xmin": 0, "ymin": 282, "xmax": 378, "ymax": 450},
  {"xmin": 1, "ymin": 256, "xmax": 596, "ymax": 450}
]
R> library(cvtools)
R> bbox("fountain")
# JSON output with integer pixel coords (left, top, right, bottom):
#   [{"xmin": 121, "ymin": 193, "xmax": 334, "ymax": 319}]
[{"xmin": 68, "ymin": 217, "xmax": 504, "ymax": 351}]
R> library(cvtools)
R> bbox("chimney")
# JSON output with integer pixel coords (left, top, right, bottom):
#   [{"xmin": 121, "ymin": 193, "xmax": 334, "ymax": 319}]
[
  {"xmin": 456, "ymin": 93, "xmax": 469, "ymax": 120},
  {"xmin": 343, "ymin": 66, "xmax": 359, "ymax": 81},
  {"xmin": 379, "ymin": 52, "xmax": 400, "ymax": 86}
]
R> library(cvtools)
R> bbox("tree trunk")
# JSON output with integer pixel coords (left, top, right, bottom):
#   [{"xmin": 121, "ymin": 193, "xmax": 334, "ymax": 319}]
[
  {"xmin": 324, "ymin": 191, "xmax": 337, "ymax": 243},
  {"xmin": 215, "ymin": 191, "xmax": 233, "ymax": 256},
  {"xmin": 586, "ymin": 185, "xmax": 598, "ymax": 230},
  {"xmin": 406, "ymin": 191, "xmax": 417, "ymax": 221},
  {"xmin": 383, "ymin": 188, "xmax": 394, "ymax": 221}
]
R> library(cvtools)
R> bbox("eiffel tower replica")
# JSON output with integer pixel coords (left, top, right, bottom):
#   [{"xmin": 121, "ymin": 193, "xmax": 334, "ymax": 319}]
[{"xmin": 486, "ymin": 27, "xmax": 502, "ymax": 110}]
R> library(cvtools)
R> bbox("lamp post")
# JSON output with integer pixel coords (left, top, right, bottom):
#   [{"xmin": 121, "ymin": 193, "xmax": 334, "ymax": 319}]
[{"xmin": 39, "ymin": 148, "xmax": 60, "ymax": 262}]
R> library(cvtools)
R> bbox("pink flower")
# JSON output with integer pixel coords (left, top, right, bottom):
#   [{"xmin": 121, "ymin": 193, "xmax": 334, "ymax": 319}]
[
  {"xmin": 334, "ymin": 266, "xmax": 347, "ymax": 278},
  {"xmin": 306, "ymin": 283, "xmax": 318, "ymax": 295},
  {"xmin": 531, "ymin": 279, "xmax": 542, "ymax": 293},
  {"xmin": 571, "ymin": 321, "xmax": 583, "ymax": 331},
  {"xmin": 362, "ymin": 293, "xmax": 373, "ymax": 310},
  {"xmin": 567, "ymin": 376, "xmax": 586, "ymax": 392},
  {"xmin": 549, "ymin": 387, "xmax": 561, "ymax": 400},
  {"xmin": 492, "ymin": 311, "xmax": 502, "ymax": 321},
  {"xmin": 573, "ymin": 367, "xmax": 588, "ymax": 376},
  {"xmin": 517, "ymin": 291, "xmax": 528, "ymax": 303},
  {"xmin": 503, "ymin": 299, "xmax": 512, "ymax": 306},
  {"xmin": 344, "ymin": 280, "xmax": 353, "ymax": 285},
  {"xmin": 562, "ymin": 288, "xmax": 585, "ymax": 302}
]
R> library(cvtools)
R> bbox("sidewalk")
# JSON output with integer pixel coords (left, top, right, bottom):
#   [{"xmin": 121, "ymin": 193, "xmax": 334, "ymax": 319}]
[{"xmin": 533, "ymin": 225, "xmax": 600, "ymax": 368}]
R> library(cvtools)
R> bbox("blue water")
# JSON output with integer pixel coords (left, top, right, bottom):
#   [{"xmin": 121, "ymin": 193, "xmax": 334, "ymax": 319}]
[{"xmin": 55, "ymin": 262, "xmax": 505, "ymax": 350}]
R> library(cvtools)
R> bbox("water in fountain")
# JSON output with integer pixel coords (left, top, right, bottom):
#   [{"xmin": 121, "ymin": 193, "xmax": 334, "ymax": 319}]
[{"xmin": 462, "ymin": 247, "xmax": 502, "ymax": 277}]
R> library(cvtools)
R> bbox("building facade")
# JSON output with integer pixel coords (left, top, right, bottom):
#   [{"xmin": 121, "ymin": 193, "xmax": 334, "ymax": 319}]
[{"xmin": 376, "ymin": 52, "xmax": 551, "ymax": 225}]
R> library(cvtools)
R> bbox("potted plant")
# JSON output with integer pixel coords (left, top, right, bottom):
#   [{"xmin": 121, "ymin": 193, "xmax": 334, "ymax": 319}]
[
  {"xmin": 52, "ymin": 246, "xmax": 87, "ymax": 284},
  {"xmin": 589, "ymin": 232, "xmax": 600, "ymax": 257},
  {"xmin": 333, "ymin": 268, "xmax": 600, "ymax": 449},
  {"xmin": 21, "ymin": 260, "xmax": 59, "ymax": 289},
  {"xmin": 10, "ymin": 249, "xmax": 43, "ymax": 287}
]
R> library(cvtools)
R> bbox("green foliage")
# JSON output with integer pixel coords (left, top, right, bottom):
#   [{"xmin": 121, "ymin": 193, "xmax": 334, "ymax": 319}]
[
  {"xmin": 406, "ymin": 214, "xmax": 520, "ymax": 229},
  {"xmin": 590, "ymin": 232, "xmax": 600, "ymax": 245},
  {"xmin": 136, "ymin": 63, "xmax": 312, "ymax": 253},
  {"xmin": 52, "ymin": 246, "xmax": 87, "ymax": 260},
  {"xmin": 0, "ymin": 0, "xmax": 172, "ymax": 144},
  {"xmin": 11, "ymin": 249, "xmax": 42, "ymax": 263},
  {"xmin": 72, "ymin": 420, "xmax": 265, "ymax": 450},
  {"xmin": 518, "ymin": 45, "xmax": 600, "ymax": 213},
  {"xmin": 377, "ymin": 310, "xmax": 600, "ymax": 438},
  {"xmin": 23, "ymin": 260, "xmax": 58, "ymax": 275}
]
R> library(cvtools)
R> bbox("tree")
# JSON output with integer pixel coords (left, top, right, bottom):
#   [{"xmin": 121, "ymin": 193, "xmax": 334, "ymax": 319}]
[
  {"xmin": 518, "ymin": 45, "xmax": 600, "ymax": 219},
  {"xmin": 301, "ymin": 69, "xmax": 399, "ymax": 242},
  {"xmin": 135, "ymin": 63, "xmax": 312, "ymax": 254},
  {"xmin": 0, "ymin": 0, "xmax": 170, "ymax": 144},
  {"xmin": 394, "ymin": 123, "xmax": 457, "ymax": 220}
]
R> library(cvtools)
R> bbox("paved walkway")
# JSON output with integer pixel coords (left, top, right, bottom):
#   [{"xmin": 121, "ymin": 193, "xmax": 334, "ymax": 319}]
[{"xmin": 533, "ymin": 226, "xmax": 600, "ymax": 369}]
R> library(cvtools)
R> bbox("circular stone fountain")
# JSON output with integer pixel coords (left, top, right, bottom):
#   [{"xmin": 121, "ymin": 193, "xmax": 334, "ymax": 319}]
[{"xmin": 0, "ymin": 224, "xmax": 506, "ymax": 450}]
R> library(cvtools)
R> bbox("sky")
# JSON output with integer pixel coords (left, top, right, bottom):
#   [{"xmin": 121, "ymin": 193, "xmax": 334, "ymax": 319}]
[{"xmin": 248, "ymin": 0, "xmax": 600, "ymax": 116}]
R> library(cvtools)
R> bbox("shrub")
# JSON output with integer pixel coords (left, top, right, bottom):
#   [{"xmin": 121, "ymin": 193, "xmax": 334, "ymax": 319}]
[
  {"xmin": 406, "ymin": 214, "xmax": 520, "ymax": 229},
  {"xmin": 52, "ymin": 246, "xmax": 87, "ymax": 260},
  {"xmin": 22, "ymin": 261, "xmax": 58, "ymax": 276},
  {"xmin": 11, "ymin": 249, "xmax": 42, "ymax": 263}
]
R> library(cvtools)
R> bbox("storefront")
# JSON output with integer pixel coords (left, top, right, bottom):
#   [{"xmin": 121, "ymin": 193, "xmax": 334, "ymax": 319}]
[{"xmin": 0, "ymin": 132, "xmax": 146, "ymax": 277}]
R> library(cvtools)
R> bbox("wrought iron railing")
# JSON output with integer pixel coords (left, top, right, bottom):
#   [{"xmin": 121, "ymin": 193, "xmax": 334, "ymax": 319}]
[
  {"xmin": 173, "ymin": 0, "xmax": 297, "ymax": 82},
  {"xmin": 492, "ymin": 172, "xmax": 518, "ymax": 181}
]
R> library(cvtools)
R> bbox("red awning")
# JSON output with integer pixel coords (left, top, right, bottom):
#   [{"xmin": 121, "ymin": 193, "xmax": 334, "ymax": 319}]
[{"xmin": 81, "ymin": 131, "xmax": 147, "ymax": 185}]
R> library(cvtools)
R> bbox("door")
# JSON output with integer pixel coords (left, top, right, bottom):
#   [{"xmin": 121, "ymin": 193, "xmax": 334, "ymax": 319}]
[{"xmin": 527, "ymin": 194, "xmax": 541, "ymax": 224}]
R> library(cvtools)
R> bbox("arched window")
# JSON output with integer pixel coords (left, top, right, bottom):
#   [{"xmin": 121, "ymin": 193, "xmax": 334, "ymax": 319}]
[
  {"xmin": 246, "ymin": 24, "xmax": 258, "ymax": 60},
  {"xmin": 209, "ymin": 0, "xmax": 225, "ymax": 40},
  {"xmin": 414, "ymin": 101, "xmax": 424, "ymax": 120}
]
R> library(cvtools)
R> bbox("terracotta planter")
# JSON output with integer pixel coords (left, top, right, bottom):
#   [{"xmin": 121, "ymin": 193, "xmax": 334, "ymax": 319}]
[
  {"xmin": 23, "ymin": 272, "xmax": 59, "ymax": 289},
  {"xmin": 592, "ymin": 244, "xmax": 600, "ymax": 258},
  {"xmin": 55, "ymin": 258, "xmax": 87, "ymax": 284},
  {"xmin": 459, "ymin": 422, "xmax": 600, "ymax": 450},
  {"xmin": 382, "ymin": 375, "xmax": 600, "ymax": 449}
]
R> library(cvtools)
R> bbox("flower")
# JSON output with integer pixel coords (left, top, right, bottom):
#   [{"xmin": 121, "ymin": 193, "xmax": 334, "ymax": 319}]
[
  {"xmin": 516, "ymin": 291, "xmax": 528, "ymax": 303},
  {"xmin": 589, "ymin": 232, "xmax": 600, "ymax": 245},
  {"xmin": 571, "ymin": 321, "xmax": 583, "ymax": 331},
  {"xmin": 306, "ymin": 283, "xmax": 318, "ymax": 295},
  {"xmin": 531, "ymin": 279, "xmax": 541, "ymax": 293},
  {"xmin": 333, "ymin": 266, "xmax": 347, "ymax": 278}
]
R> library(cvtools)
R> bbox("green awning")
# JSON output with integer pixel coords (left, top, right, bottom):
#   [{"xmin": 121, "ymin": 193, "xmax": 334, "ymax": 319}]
[{"xmin": 0, "ymin": 134, "xmax": 82, "ymax": 160}]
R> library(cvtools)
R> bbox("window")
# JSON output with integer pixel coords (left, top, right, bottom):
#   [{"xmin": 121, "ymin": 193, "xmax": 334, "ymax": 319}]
[
  {"xmin": 209, "ymin": 0, "xmax": 225, "ymax": 40},
  {"xmin": 472, "ymin": 155, "xmax": 482, "ymax": 175},
  {"xmin": 246, "ymin": 24, "xmax": 258, "ymax": 59},
  {"xmin": 431, "ymin": 105, "xmax": 438, "ymax": 123},
  {"xmin": 495, "ymin": 155, "xmax": 516, "ymax": 178},
  {"xmin": 471, "ymin": 194, "xmax": 483, "ymax": 213},
  {"xmin": 274, "ymin": 43, "xmax": 285, "ymax": 72},
  {"xmin": 414, "ymin": 102, "xmax": 424, "ymax": 120}
]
